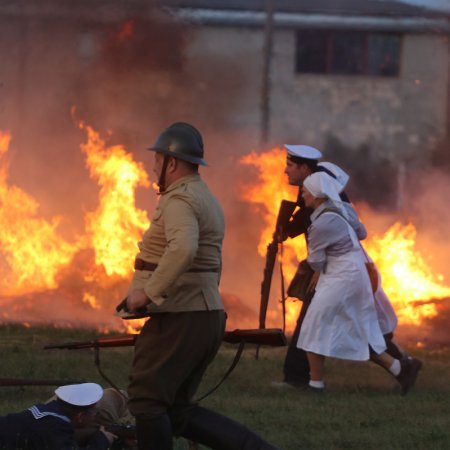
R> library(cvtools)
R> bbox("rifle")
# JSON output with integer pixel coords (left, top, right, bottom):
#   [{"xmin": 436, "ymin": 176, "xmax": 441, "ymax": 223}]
[
  {"xmin": 44, "ymin": 328, "xmax": 286, "ymax": 397},
  {"xmin": 0, "ymin": 378, "xmax": 85, "ymax": 387},
  {"xmin": 104, "ymin": 423, "xmax": 136, "ymax": 441},
  {"xmin": 44, "ymin": 328, "xmax": 287, "ymax": 351},
  {"xmin": 259, "ymin": 200, "xmax": 296, "ymax": 330}
]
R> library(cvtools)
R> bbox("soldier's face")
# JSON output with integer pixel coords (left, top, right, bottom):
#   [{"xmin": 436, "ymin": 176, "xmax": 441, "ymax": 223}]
[
  {"xmin": 153, "ymin": 153, "xmax": 164, "ymax": 178},
  {"xmin": 72, "ymin": 407, "xmax": 97, "ymax": 429},
  {"xmin": 284, "ymin": 160, "xmax": 309, "ymax": 186}
]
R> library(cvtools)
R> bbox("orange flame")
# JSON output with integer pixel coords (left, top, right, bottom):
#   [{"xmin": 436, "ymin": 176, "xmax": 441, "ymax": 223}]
[
  {"xmin": 240, "ymin": 147, "xmax": 450, "ymax": 329},
  {"xmin": 0, "ymin": 124, "xmax": 152, "ymax": 332},
  {"xmin": 240, "ymin": 148, "xmax": 306, "ymax": 328},
  {"xmin": 79, "ymin": 121, "xmax": 150, "ymax": 277},
  {"xmin": 0, "ymin": 130, "xmax": 79, "ymax": 296},
  {"xmin": 364, "ymin": 223, "xmax": 450, "ymax": 324}
]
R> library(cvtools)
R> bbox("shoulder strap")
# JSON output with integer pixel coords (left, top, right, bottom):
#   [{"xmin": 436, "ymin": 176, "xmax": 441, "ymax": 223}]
[
  {"xmin": 316, "ymin": 207, "xmax": 346, "ymax": 222},
  {"xmin": 319, "ymin": 208, "xmax": 372, "ymax": 261},
  {"xmin": 316, "ymin": 207, "xmax": 361, "ymax": 250},
  {"xmin": 195, "ymin": 342, "xmax": 245, "ymax": 402}
]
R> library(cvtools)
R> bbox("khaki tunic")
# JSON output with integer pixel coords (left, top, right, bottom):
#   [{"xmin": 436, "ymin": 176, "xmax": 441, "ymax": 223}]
[
  {"xmin": 128, "ymin": 173, "xmax": 224, "ymax": 313},
  {"xmin": 127, "ymin": 173, "xmax": 226, "ymax": 421}
]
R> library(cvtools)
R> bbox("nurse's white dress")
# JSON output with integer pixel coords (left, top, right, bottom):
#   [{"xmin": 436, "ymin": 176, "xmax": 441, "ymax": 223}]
[
  {"xmin": 344, "ymin": 202, "xmax": 398, "ymax": 335},
  {"xmin": 297, "ymin": 203, "xmax": 386, "ymax": 361}
]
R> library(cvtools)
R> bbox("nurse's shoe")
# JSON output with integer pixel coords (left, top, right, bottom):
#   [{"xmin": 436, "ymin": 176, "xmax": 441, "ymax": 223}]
[{"xmin": 396, "ymin": 357, "xmax": 422, "ymax": 395}]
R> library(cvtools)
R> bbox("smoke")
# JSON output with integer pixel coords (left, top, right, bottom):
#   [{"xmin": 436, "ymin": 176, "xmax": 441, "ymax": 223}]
[
  {"xmin": 0, "ymin": 1, "xmax": 264, "ymax": 331},
  {"xmin": 352, "ymin": 165, "xmax": 450, "ymax": 347},
  {"xmin": 405, "ymin": 168, "xmax": 450, "ymax": 280},
  {"xmin": 221, "ymin": 293, "xmax": 258, "ymax": 330},
  {"xmin": 2, "ymin": 1, "xmax": 251, "ymax": 232}
]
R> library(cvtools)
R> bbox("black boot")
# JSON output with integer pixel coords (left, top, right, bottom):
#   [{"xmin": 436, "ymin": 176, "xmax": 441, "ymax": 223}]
[
  {"xmin": 396, "ymin": 357, "xmax": 423, "ymax": 395},
  {"xmin": 180, "ymin": 406, "xmax": 279, "ymax": 450},
  {"xmin": 135, "ymin": 413, "xmax": 173, "ymax": 450}
]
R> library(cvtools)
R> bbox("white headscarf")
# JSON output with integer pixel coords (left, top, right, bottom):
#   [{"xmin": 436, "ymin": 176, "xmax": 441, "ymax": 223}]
[
  {"xmin": 303, "ymin": 172, "xmax": 348, "ymax": 217},
  {"xmin": 317, "ymin": 162, "xmax": 349, "ymax": 192}
]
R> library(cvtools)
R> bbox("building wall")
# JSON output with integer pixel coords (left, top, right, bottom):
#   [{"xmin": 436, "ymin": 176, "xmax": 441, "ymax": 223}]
[
  {"xmin": 269, "ymin": 29, "xmax": 450, "ymax": 165},
  {"xmin": 1, "ymin": 12, "xmax": 448, "ymax": 164}
]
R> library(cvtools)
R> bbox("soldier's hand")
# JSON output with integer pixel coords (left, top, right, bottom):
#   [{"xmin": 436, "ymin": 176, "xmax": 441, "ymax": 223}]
[
  {"xmin": 99, "ymin": 426, "xmax": 118, "ymax": 445},
  {"xmin": 127, "ymin": 289, "xmax": 150, "ymax": 313}
]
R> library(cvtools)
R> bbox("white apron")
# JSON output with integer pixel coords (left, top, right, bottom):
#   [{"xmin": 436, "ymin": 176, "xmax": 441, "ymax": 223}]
[
  {"xmin": 297, "ymin": 213, "xmax": 386, "ymax": 361},
  {"xmin": 368, "ymin": 257, "xmax": 398, "ymax": 335}
]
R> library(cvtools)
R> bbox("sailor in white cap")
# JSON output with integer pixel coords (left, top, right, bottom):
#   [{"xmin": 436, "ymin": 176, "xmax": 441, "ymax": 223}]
[
  {"xmin": 55, "ymin": 382, "xmax": 103, "ymax": 407},
  {"xmin": 274, "ymin": 146, "xmax": 422, "ymax": 394},
  {"xmin": 275, "ymin": 144, "xmax": 349, "ymax": 388},
  {"xmin": 0, "ymin": 383, "xmax": 116, "ymax": 449}
]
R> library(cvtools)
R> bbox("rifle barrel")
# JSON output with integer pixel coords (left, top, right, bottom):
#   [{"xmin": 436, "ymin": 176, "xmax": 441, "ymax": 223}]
[
  {"xmin": 44, "ymin": 329, "xmax": 287, "ymax": 351},
  {"xmin": 44, "ymin": 335, "xmax": 136, "ymax": 350}
]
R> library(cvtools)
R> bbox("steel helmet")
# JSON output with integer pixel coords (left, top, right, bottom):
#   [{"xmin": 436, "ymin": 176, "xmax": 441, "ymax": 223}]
[{"xmin": 148, "ymin": 122, "xmax": 207, "ymax": 166}]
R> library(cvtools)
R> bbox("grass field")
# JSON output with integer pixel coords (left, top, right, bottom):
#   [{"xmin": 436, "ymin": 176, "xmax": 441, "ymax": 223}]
[{"xmin": 0, "ymin": 324, "xmax": 449, "ymax": 449}]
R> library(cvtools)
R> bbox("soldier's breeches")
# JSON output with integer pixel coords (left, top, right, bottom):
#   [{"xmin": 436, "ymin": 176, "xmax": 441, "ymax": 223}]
[{"xmin": 128, "ymin": 310, "xmax": 225, "ymax": 428}]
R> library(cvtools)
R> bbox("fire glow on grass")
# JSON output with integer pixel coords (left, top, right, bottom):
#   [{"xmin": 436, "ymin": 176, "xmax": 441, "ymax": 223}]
[{"xmin": 240, "ymin": 147, "xmax": 450, "ymax": 327}]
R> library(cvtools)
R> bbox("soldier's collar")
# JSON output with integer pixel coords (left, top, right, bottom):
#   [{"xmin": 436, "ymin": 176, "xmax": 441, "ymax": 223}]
[{"xmin": 160, "ymin": 173, "xmax": 200, "ymax": 195}]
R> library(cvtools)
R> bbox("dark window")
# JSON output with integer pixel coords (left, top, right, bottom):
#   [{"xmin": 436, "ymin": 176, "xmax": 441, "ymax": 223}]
[
  {"xmin": 295, "ymin": 30, "xmax": 328, "ymax": 73},
  {"xmin": 367, "ymin": 34, "xmax": 401, "ymax": 76},
  {"xmin": 331, "ymin": 32, "xmax": 365, "ymax": 74},
  {"xmin": 295, "ymin": 30, "xmax": 401, "ymax": 77}
]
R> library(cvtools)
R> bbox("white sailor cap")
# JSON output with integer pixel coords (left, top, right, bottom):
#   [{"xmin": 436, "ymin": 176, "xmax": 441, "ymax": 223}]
[
  {"xmin": 55, "ymin": 383, "xmax": 103, "ymax": 407},
  {"xmin": 284, "ymin": 144, "xmax": 322, "ymax": 161}
]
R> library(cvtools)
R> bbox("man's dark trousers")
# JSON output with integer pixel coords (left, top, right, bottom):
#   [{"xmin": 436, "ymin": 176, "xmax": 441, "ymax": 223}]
[{"xmin": 283, "ymin": 300, "xmax": 310, "ymax": 386}]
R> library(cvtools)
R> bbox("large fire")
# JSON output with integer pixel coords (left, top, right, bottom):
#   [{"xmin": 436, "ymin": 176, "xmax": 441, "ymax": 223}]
[
  {"xmin": 240, "ymin": 147, "xmax": 450, "ymax": 329},
  {"xmin": 79, "ymin": 120, "xmax": 150, "ymax": 278},
  {"xmin": 0, "ymin": 125, "xmax": 150, "ymax": 332},
  {"xmin": 1, "ymin": 130, "xmax": 449, "ymax": 336},
  {"xmin": 0, "ymin": 130, "xmax": 79, "ymax": 297}
]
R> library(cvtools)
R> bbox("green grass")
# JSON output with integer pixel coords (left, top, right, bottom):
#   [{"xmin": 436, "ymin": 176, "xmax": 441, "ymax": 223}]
[{"xmin": 1, "ymin": 324, "xmax": 449, "ymax": 449}]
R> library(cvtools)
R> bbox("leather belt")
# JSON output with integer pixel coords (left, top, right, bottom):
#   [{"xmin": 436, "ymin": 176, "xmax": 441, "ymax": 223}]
[{"xmin": 134, "ymin": 258, "xmax": 220, "ymax": 273}]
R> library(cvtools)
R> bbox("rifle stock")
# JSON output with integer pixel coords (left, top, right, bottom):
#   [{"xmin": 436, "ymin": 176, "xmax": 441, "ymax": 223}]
[
  {"xmin": 259, "ymin": 200, "xmax": 297, "ymax": 329},
  {"xmin": 44, "ymin": 328, "xmax": 286, "ymax": 351},
  {"xmin": 105, "ymin": 423, "xmax": 136, "ymax": 441},
  {"xmin": 223, "ymin": 328, "xmax": 286, "ymax": 346}
]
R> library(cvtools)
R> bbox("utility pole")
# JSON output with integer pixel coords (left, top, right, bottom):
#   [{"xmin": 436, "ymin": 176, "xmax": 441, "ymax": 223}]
[{"xmin": 260, "ymin": 0, "xmax": 274, "ymax": 146}]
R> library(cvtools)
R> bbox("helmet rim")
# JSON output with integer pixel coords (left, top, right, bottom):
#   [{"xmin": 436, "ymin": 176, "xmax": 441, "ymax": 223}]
[
  {"xmin": 147, "ymin": 122, "xmax": 207, "ymax": 166},
  {"xmin": 146, "ymin": 146, "xmax": 208, "ymax": 166}
]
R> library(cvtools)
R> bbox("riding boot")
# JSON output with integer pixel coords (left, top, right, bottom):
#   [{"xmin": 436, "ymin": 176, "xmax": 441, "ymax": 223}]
[
  {"xmin": 135, "ymin": 413, "xmax": 173, "ymax": 450},
  {"xmin": 180, "ymin": 406, "xmax": 279, "ymax": 450}
]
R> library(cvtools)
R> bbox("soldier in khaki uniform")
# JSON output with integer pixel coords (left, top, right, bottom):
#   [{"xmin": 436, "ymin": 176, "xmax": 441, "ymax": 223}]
[{"xmin": 120, "ymin": 123, "xmax": 278, "ymax": 450}]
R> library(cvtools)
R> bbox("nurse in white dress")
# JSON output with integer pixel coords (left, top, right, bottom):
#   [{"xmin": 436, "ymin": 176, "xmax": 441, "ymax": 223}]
[
  {"xmin": 297, "ymin": 172, "xmax": 387, "ymax": 389},
  {"xmin": 317, "ymin": 162, "xmax": 399, "ymax": 338}
]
